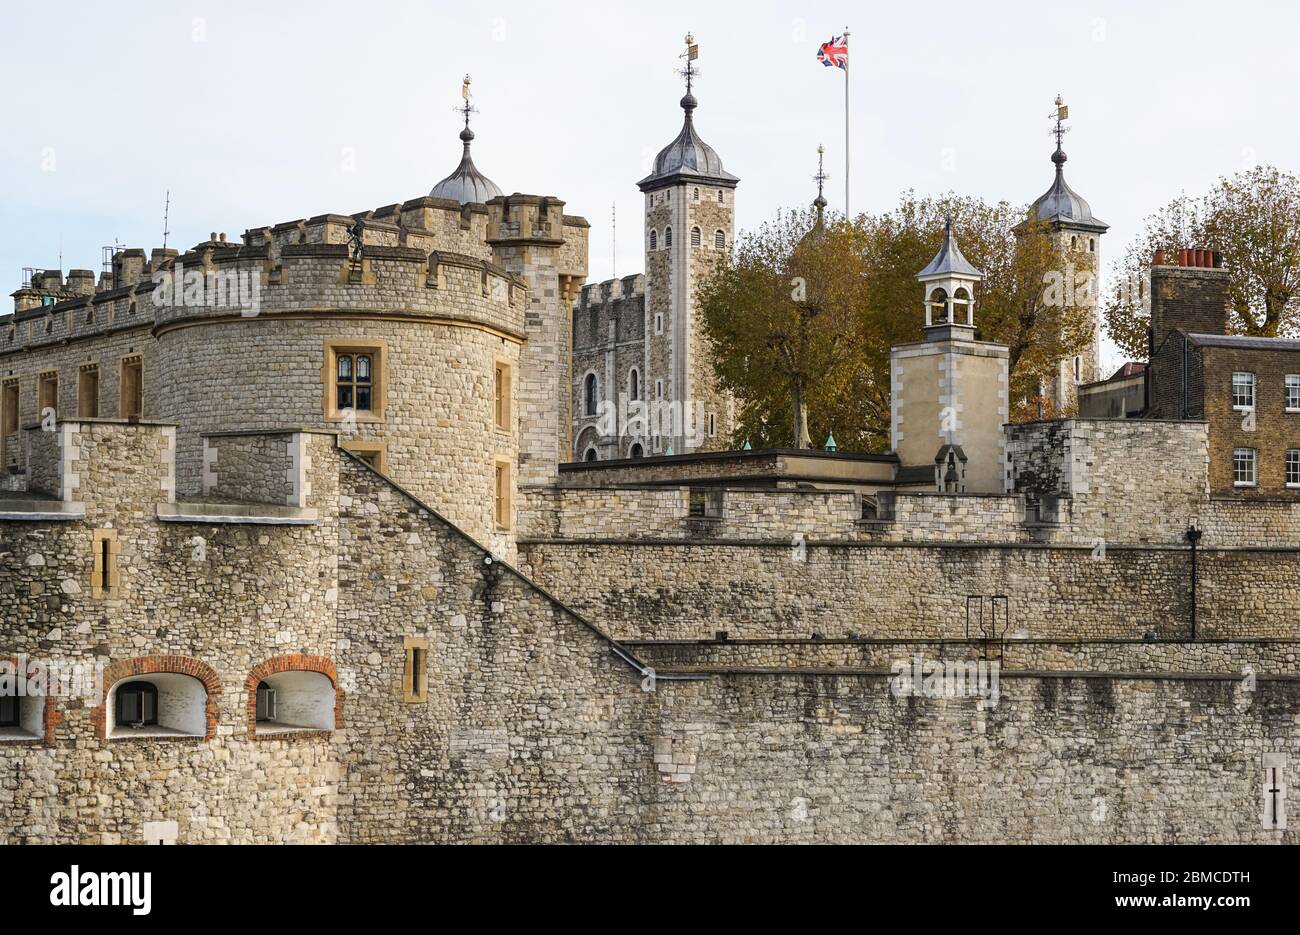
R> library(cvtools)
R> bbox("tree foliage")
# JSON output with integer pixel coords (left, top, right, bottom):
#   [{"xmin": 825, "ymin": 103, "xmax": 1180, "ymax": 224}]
[
  {"xmin": 1105, "ymin": 165, "xmax": 1300, "ymax": 359},
  {"xmin": 697, "ymin": 192, "xmax": 1094, "ymax": 451}
]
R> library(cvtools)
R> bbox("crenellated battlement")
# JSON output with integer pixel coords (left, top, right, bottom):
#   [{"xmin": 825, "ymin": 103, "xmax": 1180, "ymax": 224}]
[
  {"xmin": 577, "ymin": 273, "xmax": 646, "ymax": 310},
  {"xmin": 3, "ymin": 191, "xmax": 598, "ymax": 349},
  {"xmin": 1, "ymin": 234, "xmax": 540, "ymax": 362}
]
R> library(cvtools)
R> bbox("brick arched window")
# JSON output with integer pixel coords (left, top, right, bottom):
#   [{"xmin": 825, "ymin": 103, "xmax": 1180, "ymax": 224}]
[
  {"xmin": 0, "ymin": 656, "xmax": 58, "ymax": 745},
  {"xmin": 95, "ymin": 656, "xmax": 221, "ymax": 741},
  {"xmin": 245, "ymin": 654, "xmax": 342, "ymax": 739}
]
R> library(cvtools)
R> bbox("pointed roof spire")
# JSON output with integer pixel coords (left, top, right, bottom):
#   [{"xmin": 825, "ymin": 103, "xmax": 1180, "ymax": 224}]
[
  {"xmin": 813, "ymin": 144, "xmax": 828, "ymax": 210},
  {"xmin": 637, "ymin": 35, "xmax": 738, "ymax": 192},
  {"xmin": 823, "ymin": 431, "xmax": 837, "ymax": 452},
  {"xmin": 800, "ymin": 144, "xmax": 830, "ymax": 245},
  {"xmin": 916, "ymin": 217, "xmax": 983, "ymax": 281},
  {"xmin": 430, "ymin": 74, "xmax": 503, "ymax": 205},
  {"xmin": 1029, "ymin": 94, "xmax": 1107, "ymax": 232}
]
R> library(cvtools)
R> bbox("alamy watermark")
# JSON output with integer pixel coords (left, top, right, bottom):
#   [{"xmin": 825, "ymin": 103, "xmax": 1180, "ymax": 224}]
[
  {"xmin": 590, "ymin": 393, "xmax": 708, "ymax": 447},
  {"xmin": 0, "ymin": 654, "xmax": 104, "ymax": 704},
  {"xmin": 890, "ymin": 653, "xmax": 1001, "ymax": 708},
  {"xmin": 152, "ymin": 260, "xmax": 261, "ymax": 317}
]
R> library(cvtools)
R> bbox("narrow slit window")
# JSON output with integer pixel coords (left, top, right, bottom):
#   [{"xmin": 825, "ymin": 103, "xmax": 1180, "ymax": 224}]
[
  {"xmin": 92, "ymin": 529, "xmax": 118, "ymax": 598},
  {"xmin": 494, "ymin": 361, "xmax": 512, "ymax": 431},
  {"xmin": 120, "ymin": 357, "xmax": 143, "ymax": 418},
  {"xmin": 404, "ymin": 637, "xmax": 429, "ymax": 703}
]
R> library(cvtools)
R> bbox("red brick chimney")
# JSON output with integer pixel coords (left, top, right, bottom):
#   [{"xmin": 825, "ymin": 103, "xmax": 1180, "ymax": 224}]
[{"xmin": 1149, "ymin": 247, "xmax": 1229, "ymax": 354}]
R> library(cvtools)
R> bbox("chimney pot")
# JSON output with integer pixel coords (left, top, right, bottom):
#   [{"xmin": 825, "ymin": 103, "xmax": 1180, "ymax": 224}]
[
  {"xmin": 1153, "ymin": 248, "xmax": 1166, "ymax": 266},
  {"xmin": 1213, "ymin": 250, "xmax": 1223, "ymax": 268},
  {"xmin": 1178, "ymin": 249, "xmax": 1189, "ymax": 266},
  {"xmin": 209, "ymin": 231, "xmax": 217, "ymax": 241}
]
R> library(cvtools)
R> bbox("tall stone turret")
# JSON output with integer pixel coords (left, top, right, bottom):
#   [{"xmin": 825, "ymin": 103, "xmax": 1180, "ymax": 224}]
[
  {"xmin": 488, "ymin": 195, "xmax": 588, "ymax": 487},
  {"xmin": 635, "ymin": 35, "xmax": 737, "ymax": 454},
  {"xmin": 1027, "ymin": 96, "xmax": 1109, "ymax": 413}
]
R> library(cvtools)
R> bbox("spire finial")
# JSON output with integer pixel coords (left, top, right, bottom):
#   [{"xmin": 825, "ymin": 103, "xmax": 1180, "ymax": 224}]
[
  {"xmin": 456, "ymin": 74, "xmax": 479, "ymax": 143},
  {"xmin": 811, "ymin": 144, "xmax": 829, "ymax": 219},
  {"xmin": 814, "ymin": 144, "xmax": 828, "ymax": 201},
  {"xmin": 676, "ymin": 33, "xmax": 700, "ymax": 112},
  {"xmin": 1050, "ymin": 93, "xmax": 1069, "ymax": 170}
]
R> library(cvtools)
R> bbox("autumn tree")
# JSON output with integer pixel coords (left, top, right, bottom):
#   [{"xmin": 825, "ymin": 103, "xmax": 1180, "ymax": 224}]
[
  {"xmin": 1105, "ymin": 165, "xmax": 1300, "ymax": 359},
  {"xmin": 697, "ymin": 206, "xmax": 870, "ymax": 449},
  {"xmin": 698, "ymin": 192, "xmax": 1096, "ymax": 450}
]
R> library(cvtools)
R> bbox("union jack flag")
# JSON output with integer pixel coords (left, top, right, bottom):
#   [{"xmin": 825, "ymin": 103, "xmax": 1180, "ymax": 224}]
[{"xmin": 817, "ymin": 34, "xmax": 848, "ymax": 69}]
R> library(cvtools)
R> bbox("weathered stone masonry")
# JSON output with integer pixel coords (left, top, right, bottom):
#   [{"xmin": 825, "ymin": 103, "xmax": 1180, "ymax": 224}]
[{"xmin": 1, "ymin": 421, "xmax": 1297, "ymax": 843}]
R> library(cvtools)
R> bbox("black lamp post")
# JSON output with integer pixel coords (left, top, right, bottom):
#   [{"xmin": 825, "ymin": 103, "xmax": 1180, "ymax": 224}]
[{"xmin": 1185, "ymin": 523, "xmax": 1203, "ymax": 640}]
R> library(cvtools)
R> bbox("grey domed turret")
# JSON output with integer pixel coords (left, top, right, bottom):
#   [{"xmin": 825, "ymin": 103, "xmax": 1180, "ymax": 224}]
[
  {"xmin": 1029, "ymin": 97, "xmax": 1107, "ymax": 233},
  {"xmin": 430, "ymin": 76, "xmax": 503, "ymax": 206},
  {"xmin": 637, "ymin": 84, "xmax": 738, "ymax": 192}
]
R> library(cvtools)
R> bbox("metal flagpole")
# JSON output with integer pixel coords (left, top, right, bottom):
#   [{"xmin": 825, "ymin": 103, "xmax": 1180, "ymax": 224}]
[{"xmin": 843, "ymin": 26, "xmax": 850, "ymax": 218}]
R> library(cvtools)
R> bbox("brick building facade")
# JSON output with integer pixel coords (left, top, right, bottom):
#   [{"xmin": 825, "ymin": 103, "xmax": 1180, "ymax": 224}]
[{"xmin": 1139, "ymin": 253, "xmax": 1300, "ymax": 496}]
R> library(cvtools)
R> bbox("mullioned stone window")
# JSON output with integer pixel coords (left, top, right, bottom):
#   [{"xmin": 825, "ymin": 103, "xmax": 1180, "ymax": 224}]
[{"xmin": 321, "ymin": 338, "xmax": 387, "ymax": 423}]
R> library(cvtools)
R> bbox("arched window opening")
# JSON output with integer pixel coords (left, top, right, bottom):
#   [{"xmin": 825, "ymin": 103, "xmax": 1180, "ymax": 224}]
[
  {"xmin": 108, "ymin": 674, "xmax": 206, "ymax": 738},
  {"xmin": 584, "ymin": 373, "xmax": 598, "ymax": 416},
  {"xmin": 0, "ymin": 674, "xmax": 44, "ymax": 741},
  {"xmin": 650, "ymin": 229, "xmax": 658, "ymax": 251},
  {"xmin": 717, "ymin": 191, "xmax": 724, "ymax": 203},
  {"xmin": 691, "ymin": 227, "xmax": 702, "ymax": 247},
  {"xmin": 714, "ymin": 230, "xmax": 725, "ymax": 249},
  {"xmin": 665, "ymin": 227, "xmax": 673, "ymax": 248},
  {"xmin": 952, "ymin": 287, "xmax": 972, "ymax": 324},
  {"xmin": 629, "ymin": 368, "xmax": 640, "ymax": 401},
  {"xmin": 927, "ymin": 287, "xmax": 950, "ymax": 325},
  {"xmin": 585, "ymin": 447, "xmax": 598, "ymax": 462},
  {"xmin": 253, "ymin": 670, "xmax": 335, "ymax": 735},
  {"xmin": 693, "ymin": 187, "xmax": 700, "ymax": 202},
  {"xmin": 630, "ymin": 443, "xmax": 644, "ymax": 459}
]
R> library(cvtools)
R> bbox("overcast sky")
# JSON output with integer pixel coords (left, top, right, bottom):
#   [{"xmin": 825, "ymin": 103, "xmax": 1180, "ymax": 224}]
[{"xmin": 2, "ymin": 1, "xmax": 1295, "ymax": 371}]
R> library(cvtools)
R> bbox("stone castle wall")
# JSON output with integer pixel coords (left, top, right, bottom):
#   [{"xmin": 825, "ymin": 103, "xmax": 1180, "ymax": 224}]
[
  {"xmin": 623, "ymin": 635, "xmax": 1300, "ymax": 674},
  {"xmin": 158, "ymin": 314, "xmax": 518, "ymax": 550},
  {"xmin": 4, "ymin": 421, "xmax": 1296, "ymax": 844},
  {"xmin": 0, "ymin": 196, "xmax": 592, "ymax": 552},
  {"xmin": 572, "ymin": 274, "xmax": 647, "ymax": 459},
  {"xmin": 519, "ymin": 537, "xmax": 1300, "ymax": 641},
  {"xmin": 519, "ymin": 485, "xmax": 863, "ymax": 541},
  {"xmin": 0, "ymin": 424, "xmax": 341, "ymax": 843}
]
